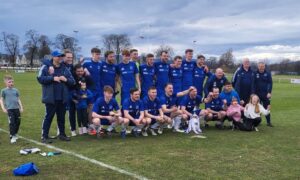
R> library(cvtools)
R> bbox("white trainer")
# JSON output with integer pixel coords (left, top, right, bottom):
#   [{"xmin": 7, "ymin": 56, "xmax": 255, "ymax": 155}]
[
  {"xmin": 142, "ymin": 130, "xmax": 148, "ymax": 137},
  {"xmin": 254, "ymin": 127, "xmax": 259, "ymax": 132},
  {"xmin": 82, "ymin": 127, "xmax": 88, "ymax": 134},
  {"xmin": 173, "ymin": 128, "xmax": 185, "ymax": 133},
  {"xmin": 157, "ymin": 127, "xmax": 163, "ymax": 134},
  {"xmin": 71, "ymin": 131, "xmax": 77, "ymax": 137},
  {"xmin": 10, "ymin": 136, "xmax": 17, "ymax": 144},
  {"xmin": 78, "ymin": 127, "xmax": 83, "ymax": 135},
  {"xmin": 150, "ymin": 128, "xmax": 157, "ymax": 136}
]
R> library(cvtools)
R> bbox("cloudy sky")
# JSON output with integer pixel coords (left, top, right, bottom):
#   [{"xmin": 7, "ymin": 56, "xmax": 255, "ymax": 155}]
[{"xmin": 1, "ymin": 0, "xmax": 300, "ymax": 62}]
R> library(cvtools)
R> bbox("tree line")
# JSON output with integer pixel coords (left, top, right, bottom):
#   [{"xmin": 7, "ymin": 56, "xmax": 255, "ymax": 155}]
[{"xmin": 1, "ymin": 30, "xmax": 299, "ymax": 75}]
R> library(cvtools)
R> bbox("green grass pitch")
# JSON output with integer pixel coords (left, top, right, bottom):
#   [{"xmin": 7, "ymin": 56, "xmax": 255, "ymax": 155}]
[{"xmin": 0, "ymin": 71, "xmax": 299, "ymax": 179}]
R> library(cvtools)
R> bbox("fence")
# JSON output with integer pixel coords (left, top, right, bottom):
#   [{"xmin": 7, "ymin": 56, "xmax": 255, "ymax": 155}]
[{"xmin": 0, "ymin": 66, "xmax": 39, "ymax": 72}]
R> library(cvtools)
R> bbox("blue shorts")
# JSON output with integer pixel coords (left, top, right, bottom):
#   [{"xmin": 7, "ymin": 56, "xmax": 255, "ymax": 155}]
[
  {"xmin": 150, "ymin": 118, "xmax": 156, "ymax": 125},
  {"xmin": 122, "ymin": 110, "xmax": 139, "ymax": 126},
  {"xmin": 164, "ymin": 113, "xmax": 171, "ymax": 117},
  {"xmin": 129, "ymin": 119, "xmax": 139, "ymax": 126},
  {"xmin": 101, "ymin": 119, "xmax": 111, "ymax": 125}
]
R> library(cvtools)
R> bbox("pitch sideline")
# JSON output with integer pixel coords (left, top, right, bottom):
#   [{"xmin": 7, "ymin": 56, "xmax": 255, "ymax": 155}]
[{"xmin": 0, "ymin": 128, "xmax": 148, "ymax": 180}]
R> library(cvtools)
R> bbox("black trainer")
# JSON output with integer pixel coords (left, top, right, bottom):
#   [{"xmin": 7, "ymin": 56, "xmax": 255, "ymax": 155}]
[
  {"xmin": 267, "ymin": 123, "xmax": 274, "ymax": 127},
  {"xmin": 41, "ymin": 137, "xmax": 53, "ymax": 144},
  {"xmin": 58, "ymin": 135, "xmax": 71, "ymax": 141},
  {"xmin": 215, "ymin": 124, "xmax": 224, "ymax": 130}
]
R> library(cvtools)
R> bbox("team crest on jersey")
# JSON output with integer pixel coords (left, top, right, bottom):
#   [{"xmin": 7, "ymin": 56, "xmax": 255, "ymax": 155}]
[
  {"xmin": 109, "ymin": 105, "xmax": 113, "ymax": 109},
  {"xmin": 103, "ymin": 65, "xmax": 107, "ymax": 68},
  {"xmin": 129, "ymin": 105, "xmax": 132, "ymax": 108},
  {"xmin": 130, "ymin": 66, "xmax": 133, "ymax": 70},
  {"xmin": 256, "ymin": 73, "xmax": 259, "ymax": 78},
  {"xmin": 102, "ymin": 106, "xmax": 105, "ymax": 109},
  {"xmin": 121, "ymin": 67, "xmax": 125, "ymax": 71},
  {"xmin": 221, "ymin": 80, "xmax": 224, "ymax": 83},
  {"xmin": 264, "ymin": 73, "xmax": 267, "ymax": 77}
]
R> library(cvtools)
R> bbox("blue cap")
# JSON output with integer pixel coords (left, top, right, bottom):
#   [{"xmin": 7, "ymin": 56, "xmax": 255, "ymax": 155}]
[{"xmin": 51, "ymin": 50, "xmax": 64, "ymax": 57}]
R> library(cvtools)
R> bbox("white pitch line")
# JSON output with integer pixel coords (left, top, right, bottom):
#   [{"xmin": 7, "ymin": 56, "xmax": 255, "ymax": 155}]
[{"xmin": 0, "ymin": 128, "xmax": 148, "ymax": 180}]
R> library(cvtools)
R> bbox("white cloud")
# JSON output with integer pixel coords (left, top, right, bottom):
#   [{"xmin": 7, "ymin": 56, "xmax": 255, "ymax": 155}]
[
  {"xmin": 1, "ymin": 0, "xmax": 300, "ymax": 63},
  {"xmin": 234, "ymin": 45, "xmax": 300, "ymax": 61}
]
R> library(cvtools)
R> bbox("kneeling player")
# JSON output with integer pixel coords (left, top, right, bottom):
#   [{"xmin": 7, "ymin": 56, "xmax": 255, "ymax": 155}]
[
  {"xmin": 143, "ymin": 86, "xmax": 170, "ymax": 136},
  {"xmin": 92, "ymin": 86, "xmax": 129, "ymax": 138},
  {"xmin": 122, "ymin": 88, "xmax": 146, "ymax": 137},
  {"xmin": 160, "ymin": 83, "xmax": 195, "ymax": 132},
  {"xmin": 180, "ymin": 87, "xmax": 207, "ymax": 129},
  {"xmin": 204, "ymin": 87, "xmax": 227, "ymax": 129}
]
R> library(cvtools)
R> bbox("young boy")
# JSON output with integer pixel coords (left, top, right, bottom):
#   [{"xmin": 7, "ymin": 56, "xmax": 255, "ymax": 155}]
[
  {"xmin": 0, "ymin": 75, "xmax": 24, "ymax": 143},
  {"xmin": 73, "ymin": 81, "xmax": 93, "ymax": 135}
]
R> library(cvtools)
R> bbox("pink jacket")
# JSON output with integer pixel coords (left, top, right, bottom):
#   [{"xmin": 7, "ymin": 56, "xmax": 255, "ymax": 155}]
[{"xmin": 226, "ymin": 104, "xmax": 244, "ymax": 122}]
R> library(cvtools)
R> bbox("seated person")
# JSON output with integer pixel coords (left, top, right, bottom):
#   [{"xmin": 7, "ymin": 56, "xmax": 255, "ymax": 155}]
[
  {"xmin": 244, "ymin": 94, "xmax": 270, "ymax": 132},
  {"xmin": 204, "ymin": 87, "xmax": 227, "ymax": 129},
  {"xmin": 160, "ymin": 83, "xmax": 194, "ymax": 132},
  {"xmin": 219, "ymin": 81, "xmax": 242, "ymax": 127},
  {"xmin": 180, "ymin": 87, "xmax": 207, "ymax": 129},
  {"xmin": 226, "ymin": 97, "xmax": 245, "ymax": 130},
  {"xmin": 92, "ymin": 86, "xmax": 128, "ymax": 138},
  {"xmin": 219, "ymin": 81, "xmax": 241, "ymax": 106},
  {"xmin": 143, "ymin": 86, "xmax": 171, "ymax": 136},
  {"xmin": 122, "ymin": 87, "xmax": 146, "ymax": 137}
]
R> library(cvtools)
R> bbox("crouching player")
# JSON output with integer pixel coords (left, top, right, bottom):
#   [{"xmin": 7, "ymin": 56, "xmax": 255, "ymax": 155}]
[
  {"xmin": 122, "ymin": 88, "xmax": 146, "ymax": 137},
  {"xmin": 92, "ymin": 86, "xmax": 129, "ymax": 138},
  {"xmin": 143, "ymin": 86, "xmax": 170, "ymax": 136},
  {"xmin": 160, "ymin": 83, "xmax": 195, "ymax": 133},
  {"xmin": 204, "ymin": 87, "xmax": 227, "ymax": 129},
  {"xmin": 180, "ymin": 87, "xmax": 207, "ymax": 130}
]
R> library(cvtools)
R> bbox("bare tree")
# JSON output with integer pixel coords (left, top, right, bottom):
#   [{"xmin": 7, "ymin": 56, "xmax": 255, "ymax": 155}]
[
  {"xmin": 2, "ymin": 32, "xmax": 19, "ymax": 66},
  {"xmin": 153, "ymin": 45, "xmax": 174, "ymax": 59},
  {"xmin": 55, "ymin": 34, "xmax": 81, "ymax": 55},
  {"xmin": 102, "ymin": 34, "xmax": 131, "ymax": 63},
  {"xmin": 279, "ymin": 59, "xmax": 290, "ymax": 74},
  {"xmin": 23, "ymin": 29, "xmax": 40, "ymax": 67},
  {"xmin": 219, "ymin": 49, "xmax": 235, "ymax": 72},
  {"xmin": 38, "ymin": 35, "xmax": 52, "ymax": 60},
  {"xmin": 295, "ymin": 61, "xmax": 300, "ymax": 75},
  {"xmin": 207, "ymin": 56, "xmax": 218, "ymax": 70}
]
